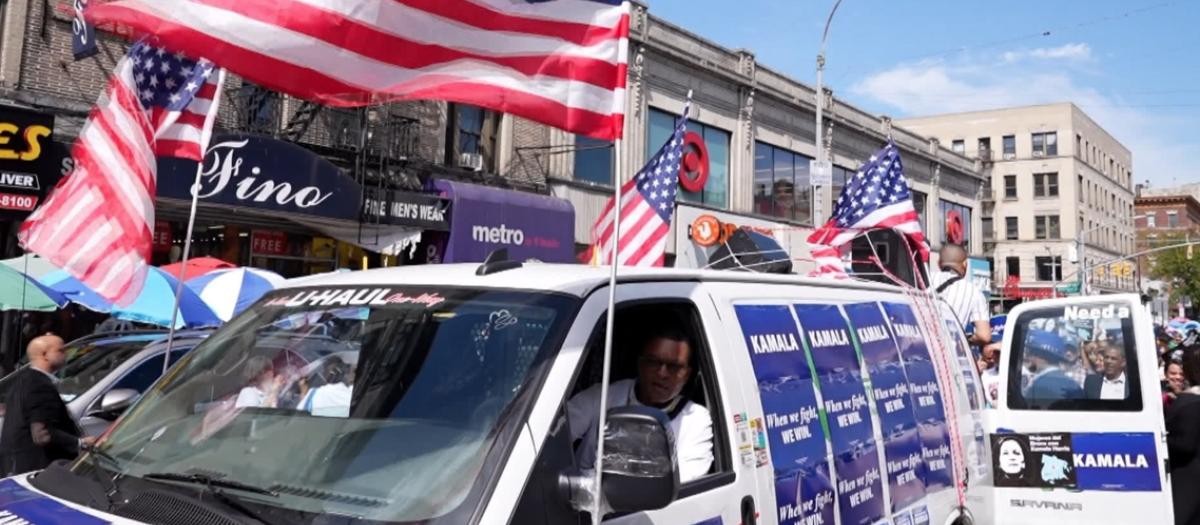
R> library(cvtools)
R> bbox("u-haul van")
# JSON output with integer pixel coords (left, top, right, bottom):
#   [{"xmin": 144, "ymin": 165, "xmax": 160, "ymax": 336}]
[
  {"xmin": 986, "ymin": 294, "xmax": 1172, "ymax": 525},
  {"xmin": 0, "ymin": 263, "xmax": 994, "ymax": 525}
]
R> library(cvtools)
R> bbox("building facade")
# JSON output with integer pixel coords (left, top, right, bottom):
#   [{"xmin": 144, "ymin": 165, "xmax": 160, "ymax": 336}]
[
  {"xmin": 897, "ymin": 103, "xmax": 1137, "ymax": 297},
  {"xmin": 1134, "ymin": 193, "xmax": 1200, "ymax": 313},
  {"xmin": 503, "ymin": 7, "xmax": 986, "ymax": 270}
]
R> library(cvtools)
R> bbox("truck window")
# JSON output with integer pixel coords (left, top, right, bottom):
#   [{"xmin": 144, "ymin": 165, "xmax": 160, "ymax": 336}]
[
  {"xmin": 567, "ymin": 301, "xmax": 732, "ymax": 494},
  {"xmin": 1005, "ymin": 303, "xmax": 1142, "ymax": 412}
]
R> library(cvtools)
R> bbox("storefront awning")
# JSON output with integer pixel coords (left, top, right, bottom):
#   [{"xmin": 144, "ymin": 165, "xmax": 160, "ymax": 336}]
[{"xmin": 430, "ymin": 179, "xmax": 575, "ymax": 263}]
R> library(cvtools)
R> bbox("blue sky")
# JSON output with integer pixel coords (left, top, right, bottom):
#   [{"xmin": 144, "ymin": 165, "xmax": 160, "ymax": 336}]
[{"xmin": 647, "ymin": 0, "xmax": 1200, "ymax": 189}]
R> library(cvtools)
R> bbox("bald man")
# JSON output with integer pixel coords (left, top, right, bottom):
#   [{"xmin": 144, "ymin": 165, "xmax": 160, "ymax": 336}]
[
  {"xmin": 930, "ymin": 243, "xmax": 992, "ymax": 346},
  {"xmin": 0, "ymin": 335, "xmax": 91, "ymax": 476}
]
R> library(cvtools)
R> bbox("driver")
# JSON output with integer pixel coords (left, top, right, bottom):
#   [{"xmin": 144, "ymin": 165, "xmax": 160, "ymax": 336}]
[{"xmin": 566, "ymin": 327, "xmax": 714, "ymax": 483}]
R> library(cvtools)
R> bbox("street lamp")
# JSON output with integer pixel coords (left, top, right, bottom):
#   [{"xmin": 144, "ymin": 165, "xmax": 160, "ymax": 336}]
[
  {"xmin": 812, "ymin": 0, "xmax": 844, "ymax": 223},
  {"xmin": 1077, "ymin": 214, "xmax": 1145, "ymax": 295}
]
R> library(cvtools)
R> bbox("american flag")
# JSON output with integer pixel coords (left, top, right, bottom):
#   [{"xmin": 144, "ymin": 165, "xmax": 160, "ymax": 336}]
[
  {"xmin": 84, "ymin": 0, "xmax": 631, "ymax": 141},
  {"xmin": 18, "ymin": 40, "xmax": 225, "ymax": 306},
  {"xmin": 807, "ymin": 139, "xmax": 928, "ymax": 277},
  {"xmin": 588, "ymin": 102, "xmax": 689, "ymax": 267}
]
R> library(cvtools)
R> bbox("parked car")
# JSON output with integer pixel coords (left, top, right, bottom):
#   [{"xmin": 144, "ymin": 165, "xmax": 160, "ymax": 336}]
[{"xmin": 0, "ymin": 329, "xmax": 213, "ymax": 438}]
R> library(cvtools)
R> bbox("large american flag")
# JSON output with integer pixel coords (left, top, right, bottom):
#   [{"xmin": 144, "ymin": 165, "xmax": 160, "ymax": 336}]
[
  {"xmin": 589, "ymin": 102, "xmax": 688, "ymax": 267},
  {"xmin": 18, "ymin": 40, "xmax": 225, "ymax": 306},
  {"xmin": 84, "ymin": 0, "xmax": 631, "ymax": 141},
  {"xmin": 807, "ymin": 139, "xmax": 928, "ymax": 277}
]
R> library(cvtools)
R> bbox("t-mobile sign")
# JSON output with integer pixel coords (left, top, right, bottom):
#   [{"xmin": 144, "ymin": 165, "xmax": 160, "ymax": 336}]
[{"xmin": 435, "ymin": 179, "xmax": 575, "ymax": 263}]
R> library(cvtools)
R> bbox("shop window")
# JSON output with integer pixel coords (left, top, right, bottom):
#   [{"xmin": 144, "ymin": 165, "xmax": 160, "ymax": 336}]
[
  {"xmin": 648, "ymin": 108, "xmax": 729, "ymax": 209},
  {"xmin": 940, "ymin": 200, "xmax": 973, "ymax": 247},
  {"xmin": 753, "ymin": 142, "xmax": 813, "ymax": 223},
  {"xmin": 1005, "ymin": 303, "xmax": 1142, "ymax": 412},
  {"xmin": 573, "ymin": 135, "xmax": 614, "ymax": 186}
]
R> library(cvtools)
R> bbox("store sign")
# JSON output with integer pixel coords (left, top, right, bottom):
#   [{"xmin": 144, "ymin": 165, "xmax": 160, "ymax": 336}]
[
  {"xmin": 967, "ymin": 257, "xmax": 992, "ymax": 300},
  {"xmin": 674, "ymin": 204, "xmax": 789, "ymax": 269},
  {"xmin": 432, "ymin": 179, "xmax": 575, "ymax": 264},
  {"xmin": 0, "ymin": 108, "xmax": 57, "ymax": 218},
  {"xmin": 688, "ymin": 213, "xmax": 776, "ymax": 247},
  {"xmin": 361, "ymin": 186, "xmax": 450, "ymax": 231},
  {"xmin": 1002, "ymin": 277, "xmax": 1062, "ymax": 300},
  {"xmin": 946, "ymin": 209, "xmax": 964, "ymax": 245},
  {"xmin": 251, "ymin": 230, "xmax": 289, "ymax": 256},
  {"xmin": 153, "ymin": 221, "xmax": 172, "ymax": 252},
  {"xmin": 70, "ymin": 0, "xmax": 99, "ymax": 61},
  {"xmin": 679, "ymin": 131, "xmax": 709, "ymax": 193},
  {"xmin": 157, "ymin": 134, "xmax": 363, "ymax": 221}
]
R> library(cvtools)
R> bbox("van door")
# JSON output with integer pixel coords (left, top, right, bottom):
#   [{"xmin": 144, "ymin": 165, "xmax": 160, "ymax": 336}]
[
  {"xmin": 505, "ymin": 282, "xmax": 757, "ymax": 525},
  {"xmin": 989, "ymin": 294, "xmax": 1170, "ymax": 525}
]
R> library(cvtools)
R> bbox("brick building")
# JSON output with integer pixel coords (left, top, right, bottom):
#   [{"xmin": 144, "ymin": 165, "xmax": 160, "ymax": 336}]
[
  {"xmin": 0, "ymin": 0, "xmax": 985, "ymax": 275},
  {"xmin": 1134, "ymin": 193, "xmax": 1200, "ymax": 279}
]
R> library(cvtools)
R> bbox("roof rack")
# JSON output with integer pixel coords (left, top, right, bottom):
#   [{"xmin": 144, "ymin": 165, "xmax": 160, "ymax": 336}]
[{"xmin": 476, "ymin": 248, "xmax": 523, "ymax": 276}]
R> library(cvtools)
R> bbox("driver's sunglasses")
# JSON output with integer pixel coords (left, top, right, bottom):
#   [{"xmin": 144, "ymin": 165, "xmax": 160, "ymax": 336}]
[{"xmin": 638, "ymin": 355, "xmax": 688, "ymax": 375}]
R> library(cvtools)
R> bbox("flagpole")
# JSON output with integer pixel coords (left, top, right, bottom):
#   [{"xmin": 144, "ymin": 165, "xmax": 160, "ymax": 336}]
[{"xmin": 162, "ymin": 161, "xmax": 204, "ymax": 375}]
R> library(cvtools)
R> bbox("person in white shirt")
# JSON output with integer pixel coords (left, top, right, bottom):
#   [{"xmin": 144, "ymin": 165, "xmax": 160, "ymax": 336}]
[
  {"xmin": 980, "ymin": 340, "xmax": 1002, "ymax": 408},
  {"xmin": 566, "ymin": 327, "xmax": 714, "ymax": 483},
  {"xmin": 235, "ymin": 356, "xmax": 283, "ymax": 408},
  {"xmin": 296, "ymin": 356, "xmax": 354, "ymax": 418},
  {"xmin": 1084, "ymin": 344, "xmax": 1129, "ymax": 400},
  {"xmin": 929, "ymin": 243, "xmax": 991, "ymax": 347}
]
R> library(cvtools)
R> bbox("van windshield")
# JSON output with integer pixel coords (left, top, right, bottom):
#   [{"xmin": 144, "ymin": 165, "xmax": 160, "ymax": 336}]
[{"xmin": 85, "ymin": 285, "xmax": 577, "ymax": 525}]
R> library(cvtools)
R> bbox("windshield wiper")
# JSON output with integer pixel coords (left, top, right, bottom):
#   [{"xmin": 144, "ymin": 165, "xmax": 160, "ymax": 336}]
[
  {"xmin": 143, "ymin": 472, "xmax": 279, "ymax": 525},
  {"xmin": 80, "ymin": 443, "xmax": 122, "ymax": 510}
]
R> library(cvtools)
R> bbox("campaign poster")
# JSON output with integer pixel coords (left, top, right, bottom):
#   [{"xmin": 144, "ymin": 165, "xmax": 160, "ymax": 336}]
[
  {"xmin": 943, "ymin": 319, "xmax": 982, "ymax": 412},
  {"xmin": 734, "ymin": 305, "xmax": 834, "ymax": 525},
  {"xmin": 793, "ymin": 304, "xmax": 884, "ymax": 525},
  {"xmin": 843, "ymin": 302, "xmax": 927, "ymax": 512},
  {"xmin": 881, "ymin": 302, "xmax": 955, "ymax": 492},
  {"xmin": 992, "ymin": 432, "xmax": 1161, "ymax": 491}
]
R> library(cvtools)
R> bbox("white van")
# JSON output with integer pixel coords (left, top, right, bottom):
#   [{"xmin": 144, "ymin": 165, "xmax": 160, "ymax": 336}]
[
  {"xmin": 0, "ymin": 263, "xmax": 996, "ymax": 525},
  {"xmin": 985, "ymin": 294, "xmax": 1172, "ymax": 525}
]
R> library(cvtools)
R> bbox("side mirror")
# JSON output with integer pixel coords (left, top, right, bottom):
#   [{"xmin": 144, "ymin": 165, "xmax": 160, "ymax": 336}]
[
  {"xmin": 559, "ymin": 405, "xmax": 680, "ymax": 514},
  {"xmin": 92, "ymin": 388, "xmax": 139, "ymax": 419}
]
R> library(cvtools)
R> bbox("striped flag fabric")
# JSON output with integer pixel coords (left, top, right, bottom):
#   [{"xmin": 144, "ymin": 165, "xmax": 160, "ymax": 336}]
[
  {"xmin": 807, "ymin": 139, "xmax": 929, "ymax": 277},
  {"xmin": 588, "ymin": 101, "xmax": 689, "ymax": 267},
  {"xmin": 84, "ymin": 0, "xmax": 631, "ymax": 141},
  {"xmin": 18, "ymin": 39, "xmax": 225, "ymax": 306}
]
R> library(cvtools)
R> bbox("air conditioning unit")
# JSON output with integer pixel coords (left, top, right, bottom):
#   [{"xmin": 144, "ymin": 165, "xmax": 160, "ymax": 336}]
[
  {"xmin": 1033, "ymin": 150, "xmax": 1045, "ymax": 157},
  {"xmin": 1003, "ymin": 152, "xmax": 1016, "ymax": 160},
  {"xmin": 459, "ymin": 152, "xmax": 484, "ymax": 171}
]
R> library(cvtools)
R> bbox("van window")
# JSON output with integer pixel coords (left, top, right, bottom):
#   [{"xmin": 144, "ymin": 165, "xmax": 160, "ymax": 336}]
[
  {"xmin": 565, "ymin": 301, "xmax": 731, "ymax": 495},
  {"xmin": 1005, "ymin": 302, "xmax": 1141, "ymax": 412}
]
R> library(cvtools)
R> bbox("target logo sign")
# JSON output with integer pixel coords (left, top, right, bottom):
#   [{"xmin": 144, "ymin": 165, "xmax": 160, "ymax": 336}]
[
  {"xmin": 945, "ymin": 210, "xmax": 964, "ymax": 245},
  {"xmin": 679, "ymin": 131, "xmax": 709, "ymax": 193}
]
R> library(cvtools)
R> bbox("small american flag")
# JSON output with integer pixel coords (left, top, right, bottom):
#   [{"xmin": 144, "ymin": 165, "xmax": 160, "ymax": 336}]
[
  {"xmin": 85, "ymin": 0, "xmax": 630, "ymax": 140},
  {"xmin": 18, "ymin": 39, "xmax": 225, "ymax": 306},
  {"xmin": 807, "ymin": 139, "xmax": 928, "ymax": 277},
  {"xmin": 589, "ymin": 101, "xmax": 689, "ymax": 267}
]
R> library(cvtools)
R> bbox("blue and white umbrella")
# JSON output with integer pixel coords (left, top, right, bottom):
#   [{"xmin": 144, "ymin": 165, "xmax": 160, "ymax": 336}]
[
  {"xmin": 186, "ymin": 268, "xmax": 286, "ymax": 321},
  {"xmin": 41, "ymin": 267, "xmax": 221, "ymax": 329}
]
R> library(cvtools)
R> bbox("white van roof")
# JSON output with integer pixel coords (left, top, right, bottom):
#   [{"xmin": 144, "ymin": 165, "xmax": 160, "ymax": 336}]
[{"xmin": 279, "ymin": 263, "xmax": 911, "ymax": 298}]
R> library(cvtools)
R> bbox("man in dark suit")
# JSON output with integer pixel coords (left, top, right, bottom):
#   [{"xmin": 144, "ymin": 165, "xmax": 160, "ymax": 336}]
[
  {"xmin": 0, "ymin": 335, "xmax": 93, "ymax": 476},
  {"xmin": 1084, "ymin": 343, "xmax": 1130, "ymax": 400}
]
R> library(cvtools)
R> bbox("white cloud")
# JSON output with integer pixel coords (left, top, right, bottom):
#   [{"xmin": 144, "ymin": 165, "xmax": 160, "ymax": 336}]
[
  {"xmin": 849, "ymin": 50, "xmax": 1193, "ymax": 188},
  {"xmin": 1003, "ymin": 43, "xmax": 1093, "ymax": 63}
]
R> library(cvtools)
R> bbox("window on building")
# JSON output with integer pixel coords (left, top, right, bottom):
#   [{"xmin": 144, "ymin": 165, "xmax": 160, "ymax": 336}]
[
  {"xmin": 573, "ymin": 135, "xmax": 614, "ymax": 186},
  {"xmin": 1032, "ymin": 132, "xmax": 1058, "ymax": 156},
  {"xmin": 1035, "ymin": 256, "xmax": 1063, "ymax": 281},
  {"xmin": 1034, "ymin": 173, "xmax": 1059, "ymax": 197},
  {"xmin": 940, "ymin": 200, "xmax": 974, "ymax": 247},
  {"xmin": 913, "ymin": 190, "xmax": 928, "ymax": 233},
  {"xmin": 978, "ymin": 137, "xmax": 991, "ymax": 157},
  {"xmin": 982, "ymin": 217, "xmax": 994, "ymax": 240},
  {"xmin": 449, "ymin": 104, "xmax": 499, "ymax": 171},
  {"xmin": 1002, "ymin": 135, "xmax": 1016, "ymax": 158},
  {"xmin": 1147, "ymin": 213, "xmax": 1157, "ymax": 228},
  {"xmin": 1076, "ymin": 134, "xmax": 1083, "ymax": 157},
  {"xmin": 1078, "ymin": 175, "xmax": 1085, "ymax": 202},
  {"xmin": 237, "ymin": 82, "xmax": 281, "ymax": 133},
  {"xmin": 753, "ymin": 142, "xmax": 813, "ymax": 223},
  {"xmin": 1035, "ymin": 215, "xmax": 1061, "ymax": 240},
  {"xmin": 1006, "ymin": 217, "xmax": 1018, "ymax": 240},
  {"xmin": 649, "ymin": 108, "xmax": 729, "ymax": 208},
  {"xmin": 457, "ymin": 105, "xmax": 484, "ymax": 155},
  {"xmin": 952, "ymin": 140, "xmax": 965, "ymax": 154},
  {"xmin": 1006, "ymin": 256, "xmax": 1021, "ymax": 280},
  {"xmin": 1168, "ymin": 211, "xmax": 1179, "ymax": 228},
  {"xmin": 1004, "ymin": 175, "xmax": 1017, "ymax": 198},
  {"xmin": 1109, "ymin": 158, "xmax": 1115, "ymax": 177}
]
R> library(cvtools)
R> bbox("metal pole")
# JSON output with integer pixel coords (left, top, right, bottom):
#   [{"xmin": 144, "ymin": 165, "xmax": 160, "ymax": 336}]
[
  {"xmin": 812, "ymin": 0, "xmax": 844, "ymax": 223},
  {"xmin": 162, "ymin": 161, "xmax": 205, "ymax": 375},
  {"xmin": 1077, "ymin": 230, "xmax": 1087, "ymax": 296}
]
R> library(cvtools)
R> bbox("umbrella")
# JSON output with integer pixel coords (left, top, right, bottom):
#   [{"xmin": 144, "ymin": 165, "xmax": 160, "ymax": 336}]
[
  {"xmin": 0, "ymin": 265, "xmax": 67, "ymax": 312},
  {"xmin": 160, "ymin": 257, "xmax": 236, "ymax": 281},
  {"xmin": 41, "ymin": 267, "xmax": 221, "ymax": 329},
  {"xmin": 187, "ymin": 268, "xmax": 286, "ymax": 321},
  {"xmin": 0, "ymin": 254, "xmax": 61, "ymax": 279}
]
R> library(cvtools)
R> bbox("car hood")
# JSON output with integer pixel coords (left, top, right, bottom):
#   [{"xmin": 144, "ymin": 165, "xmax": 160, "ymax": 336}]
[{"xmin": 0, "ymin": 475, "xmax": 136, "ymax": 525}]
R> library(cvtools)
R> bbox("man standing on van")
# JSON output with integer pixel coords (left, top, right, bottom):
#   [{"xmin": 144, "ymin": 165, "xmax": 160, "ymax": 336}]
[
  {"xmin": 566, "ymin": 327, "xmax": 714, "ymax": 483},
  {"xmin": 930, "ymin": 243, "xmax": 991, "ymax": 346}
]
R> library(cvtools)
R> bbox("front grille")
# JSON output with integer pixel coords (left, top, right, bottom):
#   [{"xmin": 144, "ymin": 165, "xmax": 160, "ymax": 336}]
[{"xmin": 112, "ymin": 490, "xmax": 244, "ymax": 525}]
